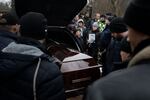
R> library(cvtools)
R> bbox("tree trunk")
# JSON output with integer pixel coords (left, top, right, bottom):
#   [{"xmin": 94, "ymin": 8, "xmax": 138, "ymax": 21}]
[{"xmin": 86, "ymin": 0, "xmax": 131, "ymax": 17}]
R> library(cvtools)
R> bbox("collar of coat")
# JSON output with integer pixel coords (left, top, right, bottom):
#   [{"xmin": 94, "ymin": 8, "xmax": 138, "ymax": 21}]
[{"xmin": 128, "ymin": 46, "xmax": 150, "ymax": 67}]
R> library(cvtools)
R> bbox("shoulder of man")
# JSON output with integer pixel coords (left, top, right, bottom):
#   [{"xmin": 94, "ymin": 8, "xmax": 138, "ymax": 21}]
[{"xmin": 84, "ymin": 68, "xmax": 139, "ymax": 100}]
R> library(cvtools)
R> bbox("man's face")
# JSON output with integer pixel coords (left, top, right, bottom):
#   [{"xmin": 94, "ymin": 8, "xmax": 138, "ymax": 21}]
[
  {"xmin": 127, "ymin": 27, "xmax": 136, "ymax": 51},
  {"xmin": 100, "ymin": 17, "xmax": 105, "ymax": 23},
  {"xmin": 95, "ymin": 13, "xmax": 100, "ymax": 20},
  {"xmin": 75, "ymin": 30, "xmax": 81, "ymax": 37},
  {"xmin": 85, "ymin": 13, "xmax": 90, "ymax": 18},
  {"xmin": 112, "ymin": 31, "xmax": 127, "ymax": 40},
  {"xmin": 128, "ymin": 27, "xmax": 150, "ymax": 52}
]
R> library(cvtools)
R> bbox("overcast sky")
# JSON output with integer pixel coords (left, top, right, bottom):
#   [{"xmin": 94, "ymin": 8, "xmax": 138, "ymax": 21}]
[{"xmin": 0, "ymin": 0, "xmax": 11, "ymax": 3}]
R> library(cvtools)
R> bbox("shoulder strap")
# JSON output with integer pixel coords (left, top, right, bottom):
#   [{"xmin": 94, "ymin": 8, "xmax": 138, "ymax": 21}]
[{"xmin": 33, "ymin": 58, "xmax": 41, "ymax": 100}]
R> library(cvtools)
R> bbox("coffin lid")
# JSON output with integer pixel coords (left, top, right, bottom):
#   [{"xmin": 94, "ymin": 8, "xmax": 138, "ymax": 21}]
[{"xmin": 15, "ymin": 0, "xmax": 87, "ymax": 26}]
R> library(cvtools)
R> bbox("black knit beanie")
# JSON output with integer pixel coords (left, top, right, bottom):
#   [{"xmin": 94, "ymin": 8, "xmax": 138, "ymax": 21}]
[
  {"xmin": 124, "ymin": 0, "xmax": 150, "ymax": 35},
  {"xmin": 109, "ymin": 17, "xmax": 127, "ymax": 33},
  {"xmin": 0, "ymin": 12, "xmax": 19, "ymax": 25},
  {"xmin": 20, "ymin": 12, "xmax": 47, "ymax": 40}
]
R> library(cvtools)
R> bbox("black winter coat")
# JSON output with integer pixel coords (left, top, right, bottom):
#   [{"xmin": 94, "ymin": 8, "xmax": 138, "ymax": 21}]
[
  {"xmin": 84, "ymin": 39, "xmax": 150, "ymax": 100},
  {"xmin": 98, "ymin": 25, "xmax": 111, "ymax": 51},
  {"xmin": 0, "ymin": 30, "xmax": 19, "ymax": 50},
  {"xmin": 0, "ymin": 30, "xmax": 66, "ymax": 100},
  {"xmin": 103, "ymin": 37, "xmax": 122, "ymax": 75},
  {"xmin": 87, "ymin": 30, "xmax": 100, "ymax": 61}
]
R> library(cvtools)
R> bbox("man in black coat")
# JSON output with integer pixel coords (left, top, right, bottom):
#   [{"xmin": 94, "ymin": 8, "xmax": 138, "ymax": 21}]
[
  {"xmin": 0, "ymin": 12, "xmax": 20, "ymax": 50},
  {"xmin": 0, "ymin": 12, "xmax": 66, "ymax": 100},
  {"xmin": 84, "ymin": 0, "xmax": 150, "ymax": 100},
  {"xmin": 103, "ymin": 17, "xmax": 128, "ymax": 76}
]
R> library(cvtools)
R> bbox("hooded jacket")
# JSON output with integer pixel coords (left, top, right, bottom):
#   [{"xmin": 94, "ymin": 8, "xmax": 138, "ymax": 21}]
[
  {"xmin": 84, "ymin": 39, "xmax": 150, "ymax": 100},
  {"xmin": 0, "ymin": 41, "xmax": 66, "ymax": 100}
]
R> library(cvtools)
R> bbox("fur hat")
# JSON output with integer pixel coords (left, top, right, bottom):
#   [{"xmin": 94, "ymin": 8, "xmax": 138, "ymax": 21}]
[
  {"xmin": 78, "ymin": 19, "xmax": 84, "ymax": 23},
  {"xmin": 19, "ymin": 12, "xmax": 47, "ymax": 40},
  {"xmin": 124, "ymin": 0, "xmax": 150, "ymax": 35}
]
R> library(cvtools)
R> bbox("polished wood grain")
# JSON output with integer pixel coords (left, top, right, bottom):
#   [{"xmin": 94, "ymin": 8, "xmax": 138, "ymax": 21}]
[{"xmin": 47, "ymin": 44, "xmax": 102, "ymax": 97}]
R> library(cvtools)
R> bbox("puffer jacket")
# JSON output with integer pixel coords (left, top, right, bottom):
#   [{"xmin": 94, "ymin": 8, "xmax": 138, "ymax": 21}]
[
  {"xmin": 0, "ymin": 41, "xmax": 66, "ymax": 100},
  {"xmin": 0, "ymin": 30, "xmax": 19, "ymax": 50},
  {"xmin": 84, "ymin": 39, "xmax": 150, "ymax": 100}
]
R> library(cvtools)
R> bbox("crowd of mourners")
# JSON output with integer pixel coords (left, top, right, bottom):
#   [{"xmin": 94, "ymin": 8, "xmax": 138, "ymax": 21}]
[
  {"xmin": 1, "ymin": 0, "xmax": 150, "ymax": 99},
  {"xmin": 68, "ymin": 12, "xmax": 132, "ymax": 76}
]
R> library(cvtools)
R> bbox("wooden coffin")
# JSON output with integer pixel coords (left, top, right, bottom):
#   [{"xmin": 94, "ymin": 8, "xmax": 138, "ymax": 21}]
[{"xmin": 47, "ymin": 44, "xmax": 101, "ymax": 97}]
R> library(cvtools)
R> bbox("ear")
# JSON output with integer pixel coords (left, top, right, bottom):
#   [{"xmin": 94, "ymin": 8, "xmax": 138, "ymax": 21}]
[{"xmin": 11, "ymin": 24, "xmax": 20, "ymax": 33}]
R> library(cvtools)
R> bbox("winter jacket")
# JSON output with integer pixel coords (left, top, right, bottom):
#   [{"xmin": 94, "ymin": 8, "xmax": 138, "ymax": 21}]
[
  {"xmin": 0, "ymin": 30, "xmax": 66, "ymax": 100},
  {"xmin": 98, "ymin": 25, "xmax": 111, "ymax": 52},
  {"xmin": 104, "ymin": 37, "xmax": 122, "ymax": 75},
  {"xmin": 97, "ymin": 25, "xmax": 111, "ymax": 65},
  {"xmin": 0, "ymin": 30, "xmax": 19, "ymax": 50},
  {"xmin": 76, "ymin": 36, "xmax": 85, "ymax": 52},
  {"xmin": 87, "ymin": 30, "xmax": 100, "ymax": 61},
  {"xmin": 84, "ymin": 39, "xmax": 150, "ymax": 100}
]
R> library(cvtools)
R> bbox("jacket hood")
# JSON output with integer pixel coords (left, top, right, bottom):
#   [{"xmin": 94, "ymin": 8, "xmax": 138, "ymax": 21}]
[
  {"xmin": 0, "ymin": 42, "xmax": 44, "ymax": 79},
  {"xmin": 2, "ymin": 42, "xmax": 44, "ymax": 56},
  {"xmin": 128, "ymin": 46, "xmax": 150, "ymax": 67}
]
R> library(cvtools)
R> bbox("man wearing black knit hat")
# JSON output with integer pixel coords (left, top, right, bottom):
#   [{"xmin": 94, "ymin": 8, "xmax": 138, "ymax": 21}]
[
  {"xmin": 0, "ymin": 12, "xmax": 20, "ymax": 50},
  {"xmin": 19, "ymin": 12, "xmax": 47, "ymax": 41},
  {"xmin": 84, "ymin": 0, "xmax": 150, "ymax": 100},
  {"xmin": 103, "ymin": 17, "xmax": 128, "ymax": 76},
  {"xmin": 0, "ymin": 12, "xmax": 66, "ymax": 100}
]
